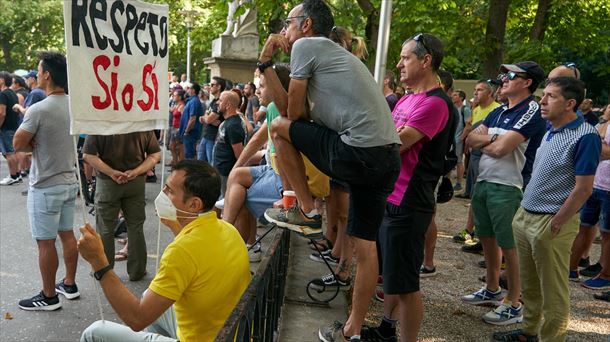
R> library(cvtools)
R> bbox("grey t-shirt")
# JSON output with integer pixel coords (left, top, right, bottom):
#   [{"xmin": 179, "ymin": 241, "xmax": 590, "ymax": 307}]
[
  {"xmin": 290, "ymin": 37, "xmax": 400, "ymax": 148},
  {"xmin": 20, "ymin": 95, "xmax": 77, "ymax": 188}
]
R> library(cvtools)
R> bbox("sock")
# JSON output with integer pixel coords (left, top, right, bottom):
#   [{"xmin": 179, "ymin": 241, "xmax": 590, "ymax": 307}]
[
  {"xmin": 378, "ymin": 316, "xmax": 397, "ymax": 337},
  {"xmin": 11, "ymin": 174, "xmax": 19, "ymax": 179},
  {"xmin": 302, "ymin": 208, "xmax": 319, "ymax": 218}
]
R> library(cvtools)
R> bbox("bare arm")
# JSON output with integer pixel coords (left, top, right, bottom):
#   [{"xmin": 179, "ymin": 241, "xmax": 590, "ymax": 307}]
[
  {"xmin": 259, "ymin": 34, "xmax": 290, "ymax": 116},
  {"xmin": 234, "ymin": 122, "xmax": 268, "ymax": 168},
  {"xmin": 124, "ymin": 152, "xmax": 161, "ymax": 181},
  {"xmin": 13, "ymin": 128, "xmax": 35, "ymax": 152},
  {"xmin": 77, "ymin": 224, "xmax": 174, "ymax": 331},
  {"xmin": 397, "ymin": 125, "xmax": 426, "ymax": 154},
  {"xmin": 550, "ymin": 175, "xmax": 595, "ymax": 238},
  {"xmin": 481, "ymin": 130, "xmax": 526, "ymax": 158},
  {"xmin": 464, "ymin": 124, "xmax": 490, "ymax": 150},
  {"xmin": 601, "ymin": 141, "xmax": 610, "ymax": 161},
  {"xmin": 185, "ymin": 116, "xmax": 196, "ymax": 133},
  {"xmin": 83, "ymin": 153, "xmax": 128, "ymax": 184},
  {"xmin": 231, "ymin": 142, "xmax": 244, "ymax": 160},
  {"xmin": 0, "ymin": 104, "xmax": 6, "ymax": 127},
  {"xmin": 286, "ymin": 79, "xmax": 309, "ymax": 121}
]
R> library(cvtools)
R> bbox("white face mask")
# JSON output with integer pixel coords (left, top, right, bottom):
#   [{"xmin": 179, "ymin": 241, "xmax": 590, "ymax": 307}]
[{"xmin": 154, "ymin": 191, "xmax": 202, "ymax": 221}]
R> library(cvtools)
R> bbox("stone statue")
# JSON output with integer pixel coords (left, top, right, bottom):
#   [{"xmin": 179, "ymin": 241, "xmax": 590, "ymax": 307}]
[{"xmin": 222, "ymin": 0, "xmax": 258, "ymax": 37}]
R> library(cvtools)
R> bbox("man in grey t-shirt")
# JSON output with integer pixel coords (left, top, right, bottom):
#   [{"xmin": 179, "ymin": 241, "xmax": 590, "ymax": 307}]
[
  {"xmin": 259, "ymin": 1, "xmax": 401, "ymax": 340},
  {"xmin": 13, "ymin": 52, "xmax": 80, "ymax": 311}
]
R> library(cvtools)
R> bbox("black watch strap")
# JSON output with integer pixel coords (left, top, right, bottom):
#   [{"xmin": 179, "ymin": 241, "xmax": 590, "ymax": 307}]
[
  {"xmin": 490, "ymin": 133, "xmax": 499, "ymax": 144},
  {"xmin": 94, "ymin": 264, "xmax": 113, "ymax": 281},
  {"xmin": 257, "ymin": 60, "xmax": 274, "ymax": 73}
]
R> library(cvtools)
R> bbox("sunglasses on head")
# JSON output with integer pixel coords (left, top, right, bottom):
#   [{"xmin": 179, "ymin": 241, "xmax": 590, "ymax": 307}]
[
  {"xmin": 412, "ymin": 33, "xmax": 431, "ymax": 55},
  {"xmin": 498, "ymin": 71, "xmax": 529, "ymax": 81}
]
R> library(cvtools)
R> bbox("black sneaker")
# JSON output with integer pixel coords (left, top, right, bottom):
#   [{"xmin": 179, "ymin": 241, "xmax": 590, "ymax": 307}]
[
  {"xmin": 578, "ymin": 257, "xmax": 590, "ymax": 269},
  {"xmin": 310, "ymin": 273, "xmax": 351, "ymax": 291},
  {"xmin": 309, "ymin": 250, "xmax": 339, "ymax": 266},
  {"xmin": 420, "ymin": 265, "xmax": 437, "ymax": 278},
  {"xmin": 56, "ymin": 280, "xmax": 80, "ymax": 299},
  {"xmin": 360, "ymin": 325, "xmax": 397, "ymax": 342},
  {"xmin": 581, "ymin": 262, "xmax": 602, "ymax": 278},
  {"xmin": 18, "ymin": 291, "xmax": 62, "ymax": 311},
  {"xmin": 462, "ymin": 241, "xmax": 483, "ymax": 254}
]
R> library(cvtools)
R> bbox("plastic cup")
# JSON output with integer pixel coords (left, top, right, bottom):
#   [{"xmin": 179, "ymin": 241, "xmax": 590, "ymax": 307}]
[{"xmin": 282, "ymin": 190, "xmax": 297, "ymax": 208}]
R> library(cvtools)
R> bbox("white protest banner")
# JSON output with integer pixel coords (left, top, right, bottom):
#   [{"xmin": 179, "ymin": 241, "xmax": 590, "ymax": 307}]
[{"xmin": 63, "ymin": 0, "xmax": 169, "ymax": 135}]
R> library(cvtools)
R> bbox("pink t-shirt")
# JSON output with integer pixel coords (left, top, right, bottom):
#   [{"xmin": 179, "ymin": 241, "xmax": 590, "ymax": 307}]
[{"xmin": 387, "ymin": 89, "xmax": 451, "ymax": 207}]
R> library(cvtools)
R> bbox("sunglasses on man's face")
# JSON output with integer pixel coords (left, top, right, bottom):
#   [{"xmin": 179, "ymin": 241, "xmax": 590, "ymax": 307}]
[
  {"xmin": 283, "ymin": 15, "xmax": 306, "ymax": 29},
  {"xmin": 498, "ymin": 71, "xmax": 529, "ymax": 82}
]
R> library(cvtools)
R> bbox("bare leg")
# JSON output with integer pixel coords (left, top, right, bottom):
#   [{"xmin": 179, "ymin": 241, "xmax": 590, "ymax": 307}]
[
  {"xmin": 598, "ymin": 232, "xmax": 610, "ymax": 279},
  {"xmin": 465, "ymin": 207, "xmax": 475, "ymax": 234},
  {"xmin": 502, "ymin": 247, "xmax": 520, "ymax": 304},
  {"xmin": 235, "ymin": 206, "xmax": 256, "ymax": 243},
  {"xmin": 37, "ymin": 239, "xmax": 59, "ymax": 297},
  {"xmin": 270, "ymin": 118, "xmax": 314, "ymax": 213},
  {"xmin": 423, "ymin": 215, "xmax": 437, "ymax": 268},
  {"xmin": 332, "ymin": 189, "xmax": 350, "ymax": 280},
  {"xmin": 480, "ymin": 236, "xmax": 502, "ymax": 291},
  {"xmin": 456, "ymin": 162, "xmax": 465, "ymax": 186},
  {"xmin": 398, "ymin": 291, "xmax": 423, "ymax": 342},
  {"xmin": 343, "ymin": 237, "xmax": 378, "ymax": 337},
  {"xmin": 58, "ymin": 231, "xmax": 78, "ymax": 285},
  {"xmin": 5, "ymin": 153, "xmax": 19, "ymax": 175},
  {"xmin": 223, "ymin": 167, "xmax": 253, "ymax": 224},
  {"xmin": 569, "ymin": 225, "xmax": 597, "ymax": 270}
]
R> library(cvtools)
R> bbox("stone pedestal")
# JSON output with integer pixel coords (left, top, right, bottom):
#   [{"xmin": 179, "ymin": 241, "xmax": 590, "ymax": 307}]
[{"xmin": 204, "ymin": 35, "xmax": 259, "ymax": 83}]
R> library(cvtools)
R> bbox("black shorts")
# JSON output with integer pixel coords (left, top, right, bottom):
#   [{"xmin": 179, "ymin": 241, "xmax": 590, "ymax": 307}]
[
  {"xmin": 379, "ymin": 203, "xmax": 434, "ymax": 294},
  {"xmin": 289, "ymin": 120, "xmax": 400, "ymax": 241}
]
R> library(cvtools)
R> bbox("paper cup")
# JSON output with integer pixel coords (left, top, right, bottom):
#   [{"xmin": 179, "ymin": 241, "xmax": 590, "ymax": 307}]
[{"xmin": 282, "ymin": 190, "xmax": 297, "ymax": 208}]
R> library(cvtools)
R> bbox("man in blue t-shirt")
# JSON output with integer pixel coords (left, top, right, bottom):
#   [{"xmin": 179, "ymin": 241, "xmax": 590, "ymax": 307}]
[
  {"xmin": 179, "ymin": 82, "xmax": 203, "ymax": 159},
  {"xmin": 463, "ymin": 61, "xmax": 546, "ymax": 326}
]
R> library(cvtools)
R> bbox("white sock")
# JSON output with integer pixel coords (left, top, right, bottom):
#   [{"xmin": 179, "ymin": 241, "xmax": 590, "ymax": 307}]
[{"xmin": 302, "ymin": 208, "xmax": 319, "ymax": 218}]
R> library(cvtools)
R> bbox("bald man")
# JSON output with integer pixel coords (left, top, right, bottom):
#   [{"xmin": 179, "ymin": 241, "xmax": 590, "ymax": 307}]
[
  {"xmin": 547, "ymin": 64, "xmax": 580, "ymax": 80},
  {"xmin": 214, "ymin": 90, "xmax": 247, "ymax": 195}
]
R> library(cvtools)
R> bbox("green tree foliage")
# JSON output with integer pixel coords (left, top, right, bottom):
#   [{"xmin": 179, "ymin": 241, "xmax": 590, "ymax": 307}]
[{"xmin": 0, "ymin": 0, "xmax": 608, "ymax": 103}]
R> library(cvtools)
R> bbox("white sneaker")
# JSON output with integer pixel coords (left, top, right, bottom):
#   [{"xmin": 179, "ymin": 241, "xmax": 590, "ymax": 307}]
[
  {"xmin": 0, "ymin": 175, "xmax": 22, "ymax": 185},
  {"xmin": 247, "ymin": 243, "xmax": 262, "ymax": 263},
  {"xmin": 215, "ymin": 198, "xmax": 225, "ymax": 210}
]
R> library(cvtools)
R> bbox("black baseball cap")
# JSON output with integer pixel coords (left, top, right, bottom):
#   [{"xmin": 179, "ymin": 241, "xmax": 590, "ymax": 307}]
[{"xmin": 500, "ymin": 61, "xmax": 545, "ymax": 84}]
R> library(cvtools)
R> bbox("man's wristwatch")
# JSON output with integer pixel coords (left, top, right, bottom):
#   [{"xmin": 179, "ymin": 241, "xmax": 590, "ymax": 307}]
[
  {"xmin": 93, "ymin": 264, "xmax": 113, "ymax": 281},
  {"xmin": 490, "ymin": 133, "xmax": 499, "ymax": 144},
  {"xmin": 257, "ymin": 60, "xmax": 274, "ymax": 73}
]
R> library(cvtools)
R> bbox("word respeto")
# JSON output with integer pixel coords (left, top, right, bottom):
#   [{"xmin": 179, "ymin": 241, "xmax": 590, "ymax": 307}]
[{"xmin": 71, "ymin": 0, "xmax": 168, "ymax": 58}]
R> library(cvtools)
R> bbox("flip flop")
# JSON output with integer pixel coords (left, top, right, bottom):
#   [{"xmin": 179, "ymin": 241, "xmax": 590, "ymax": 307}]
[{"xmin": 114, "ymin": 251, "xmax": 128, "ymax": 262}]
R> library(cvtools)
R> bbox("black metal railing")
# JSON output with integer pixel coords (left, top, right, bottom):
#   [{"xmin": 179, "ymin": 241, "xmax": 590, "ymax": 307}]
[{"xmin": 214, "ymin": 227, "xmax": 291, "ymax": 342}]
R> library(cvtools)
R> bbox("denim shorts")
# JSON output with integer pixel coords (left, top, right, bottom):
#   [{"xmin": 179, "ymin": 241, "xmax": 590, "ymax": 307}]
[
  {"xmin": 0, "ymin": 129, "xmax": 16, "ymax": 154},
  {"xmin": 27, "ymin": 183, "xmax": 79, "ymax": 240},
  {"xmin": 580, "ymin": 187, "xmax": 610, "ymax": 233},
  {"xmin": 245, "ymin": 165, "xmax": 283, "ymax": 219}
]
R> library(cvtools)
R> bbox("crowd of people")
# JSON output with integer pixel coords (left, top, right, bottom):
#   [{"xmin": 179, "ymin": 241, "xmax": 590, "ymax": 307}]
[{"xmin": 1, "ymin": 0, "xmax": 609, "ymax": 341}]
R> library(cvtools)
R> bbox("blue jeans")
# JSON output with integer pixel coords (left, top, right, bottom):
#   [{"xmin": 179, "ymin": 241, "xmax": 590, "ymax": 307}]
[
  {"xmin": 183, "ymin": 133, "xmax": 198, "ymax": 160},
  {"xmin": 197, "ymin": 138, "xmax": 215, "ymax": 164}
]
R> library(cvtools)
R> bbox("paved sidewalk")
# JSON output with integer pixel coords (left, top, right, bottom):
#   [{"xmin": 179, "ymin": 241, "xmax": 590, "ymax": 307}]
[{"xmin": 278, "ymin": 234, "xmax": 348, "ymax": 342}]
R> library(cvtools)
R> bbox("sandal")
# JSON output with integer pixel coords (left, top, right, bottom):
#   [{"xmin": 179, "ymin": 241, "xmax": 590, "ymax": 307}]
[{"xmin": 114, "ymin": 250, "xmax": 128, "ymax": 262}]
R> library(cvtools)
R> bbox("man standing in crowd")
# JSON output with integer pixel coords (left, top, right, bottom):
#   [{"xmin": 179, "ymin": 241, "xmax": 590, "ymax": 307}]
[
  {"xmin": 580, "ymin": 98, "xmax": 599, "ymax": 126},
  {"xmin": 244, "ymin": 81, "xmax": 260, "ymax": 125},
  {"xmin": 79, "ymin": 160, "xmax": 251, "ymax": 341},
  {"xmin": 199, "ymin": 76, "xmax": 226, "ymax": 163},
  {"xmin": 258, "ymin": 1, "xmax": 401, "ymax": 340},
  {"xmin": 362, "ymin": 33, "xmax": 457, "ymax": 342},
  {"xmin": 0, "ymin": 71, "xmax": 21, "ymax": 185},
  {"xmin": 462, "ymin": 61, "xmax": 546, "ymax": 325},
  {"xmin": 493, "ymin": 77, "xmax": 601, "ymax": 342},
  {"xmin": 452, "ymin": 89, "xmax": 471, "ymax": 191},
  {"xmin": 13, "ymin": 52, "xmax": 80, "ymax": 310},
  {"xmin": 83, "ymin": 130, "xmax": 160, "ymax": 281},
  {"xmin": 213, "ymin": 90, "xmax": 246, "ymax": 196},
  {"xmin": 180, "ymin": 82, "xmax": 203, "ymax": 160}
]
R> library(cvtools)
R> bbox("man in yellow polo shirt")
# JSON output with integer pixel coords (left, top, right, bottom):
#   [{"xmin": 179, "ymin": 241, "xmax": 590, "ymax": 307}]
[{"xmin": 78, "ymin": 160, "xmax": 250, "ymax": 341}]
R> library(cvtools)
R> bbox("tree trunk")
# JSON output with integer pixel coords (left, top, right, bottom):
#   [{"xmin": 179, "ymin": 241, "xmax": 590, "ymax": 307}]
[
  {"xmin": 530, "ymin": 0, "xmax": 552, "ymax": 41},
  {"xmin": 482, "ymin": 0, "xmax": 511, "ymax": 78},
  {"xmin": 356, "ymin": 0, "xmax": 378, "ymax": 59},
  {"xmin": 1, "ymin": 40, "xmax": 13, "ymax": 70}
]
